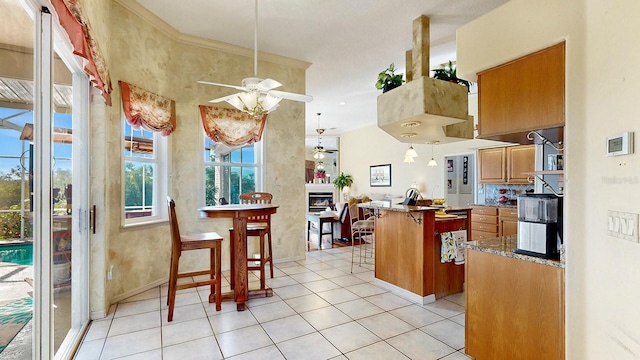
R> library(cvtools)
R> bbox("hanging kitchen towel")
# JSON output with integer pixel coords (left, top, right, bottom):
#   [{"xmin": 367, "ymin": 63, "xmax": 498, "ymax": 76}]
[
  {"xmin": 440, "ymin": 231, "xmax": 457, "ymax": 263},
  {"xmin": 452, "ymin": 230, "xmax": 467, "ymax": 265}
]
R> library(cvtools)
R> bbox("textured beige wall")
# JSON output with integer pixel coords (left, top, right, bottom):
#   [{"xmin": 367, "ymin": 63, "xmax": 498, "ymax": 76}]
[{"xmin": 84, "ymin": 1, "xmax": 307, "ymax": 316}]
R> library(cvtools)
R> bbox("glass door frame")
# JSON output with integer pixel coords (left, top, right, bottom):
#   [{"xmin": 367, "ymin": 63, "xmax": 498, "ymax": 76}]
[{"xmin": 24, "ymin": 1, "xmax": 91, "ymax": 358}]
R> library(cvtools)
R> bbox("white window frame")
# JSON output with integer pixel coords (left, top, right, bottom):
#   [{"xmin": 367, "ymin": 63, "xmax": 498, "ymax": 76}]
[
  {"xmin": 121, "ymin": 119, "xmax": 171, "ymax": 227},
  {"xmin": 202, "ymin": 128, "xmax": 264, "ymax": 206}
]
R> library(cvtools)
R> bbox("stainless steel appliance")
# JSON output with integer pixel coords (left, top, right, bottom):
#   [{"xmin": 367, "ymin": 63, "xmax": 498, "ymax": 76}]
[{"xmin": 515, "ymin": 194, "xmax": 563, "ymax": 259}]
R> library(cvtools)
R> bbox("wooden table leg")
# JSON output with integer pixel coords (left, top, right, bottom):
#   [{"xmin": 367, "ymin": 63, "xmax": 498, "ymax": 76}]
[{"xmin": 233, "ymin": 216, "xmax": 248, "ymax": 311}]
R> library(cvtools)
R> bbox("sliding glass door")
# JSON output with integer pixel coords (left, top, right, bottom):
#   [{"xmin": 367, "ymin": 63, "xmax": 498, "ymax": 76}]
[{"xmin": 0, "ymin": 1, "xmax": 90, "ymax": 358}]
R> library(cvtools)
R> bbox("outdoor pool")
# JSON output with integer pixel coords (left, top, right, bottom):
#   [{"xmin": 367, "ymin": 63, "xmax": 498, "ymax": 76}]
[{"xmin": 0, "ymin": 243, "xmax": 33, "ymax": 265}]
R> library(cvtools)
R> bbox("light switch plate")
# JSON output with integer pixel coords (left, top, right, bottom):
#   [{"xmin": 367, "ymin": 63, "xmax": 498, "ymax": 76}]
[{"xmin": 608, "ymin": 210, "xmax": 639, "ymax": 242}]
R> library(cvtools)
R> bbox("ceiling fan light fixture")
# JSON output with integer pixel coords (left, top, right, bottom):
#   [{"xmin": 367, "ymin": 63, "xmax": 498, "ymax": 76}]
[
  {"xmin": 313, "ymin": 151, "xmax": 325, "ymax": 159},
  {"xmin": 199, "ymin": 0, "xmax": 312, "ymax": 118}
]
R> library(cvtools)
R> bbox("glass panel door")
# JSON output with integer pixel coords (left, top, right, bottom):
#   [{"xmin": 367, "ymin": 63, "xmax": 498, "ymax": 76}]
[
  {"xmin": 0, "ymin": 1, "xmax": 90, "ymax": 358},
  {"xmin": 51, "ymin": 6, "xmax": 91, "ymax": 360},
  {"xmin": 0, "ymin": 0, "xmax": 36, "ymax": 357}
]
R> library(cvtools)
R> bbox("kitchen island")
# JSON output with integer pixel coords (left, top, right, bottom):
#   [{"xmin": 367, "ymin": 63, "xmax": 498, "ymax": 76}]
[
  {"xmin": 464, "ymin": 236, "xmax": 565, "ymax": 360},
  {"xmin": 361, "ymin": 203, "xmax": 470, "ymax": 304}
]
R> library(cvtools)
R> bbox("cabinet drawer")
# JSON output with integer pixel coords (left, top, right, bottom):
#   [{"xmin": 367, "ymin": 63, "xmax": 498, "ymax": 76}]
[
  {"xmin": 472, "ymin": 207, "xmax": 498, "ymax": 216},
  {"xmin": 472, "ymin": 214, "xmax": 498, "ymax": 225},
  {"xmin": 472, "ymin": 222, "xmax": 499, "ymax": 233},
  {"xmin": 471, "ymin": 229, "xmax": 499, "ymax": 240},
  {"xmin": 498, "ymin": 207, "xmax": 518, "ymax": 219}
]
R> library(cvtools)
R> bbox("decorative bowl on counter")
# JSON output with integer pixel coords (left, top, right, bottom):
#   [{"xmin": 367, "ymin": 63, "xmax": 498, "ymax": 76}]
[
  {"xmin": 497, "ymin": 195, "xmax": 509, "ymax": 204},
  {"xmin": 433, "ymin": 198, "xmax": 446, "ymax": 205}
]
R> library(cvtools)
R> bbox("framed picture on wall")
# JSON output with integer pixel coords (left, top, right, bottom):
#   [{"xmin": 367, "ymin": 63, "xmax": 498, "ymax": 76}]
[{"xmin": 370, "ymin": 164, "xmax": 391, "ymax": 187}]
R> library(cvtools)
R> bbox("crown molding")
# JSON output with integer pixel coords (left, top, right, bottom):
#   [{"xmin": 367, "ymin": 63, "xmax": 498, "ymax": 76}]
[{"xmin": 114, "ymin": 0, "xmax": 311, "ymax": 70}]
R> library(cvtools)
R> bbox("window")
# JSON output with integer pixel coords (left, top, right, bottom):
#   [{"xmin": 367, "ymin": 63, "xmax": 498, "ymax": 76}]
[
  {"xmin": 204, "ymin": 137, "xmax": 262, "ymax": 205},
  {"xmin": 122, "ymin": 119, "xmax": 169, "ymax": 225}
]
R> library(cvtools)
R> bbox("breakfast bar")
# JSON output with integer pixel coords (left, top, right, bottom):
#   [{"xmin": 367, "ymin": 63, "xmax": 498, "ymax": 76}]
[{"xmin": 361, "ymin": 202, "xmax": 470, "ymax": 304}]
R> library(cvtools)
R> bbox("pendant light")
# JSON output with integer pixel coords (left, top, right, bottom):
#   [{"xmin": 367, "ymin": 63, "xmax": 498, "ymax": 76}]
[
  {"xmin": 427, "ymin": 141, "xmax": 438, "ymax": 167},
  {"xmin": 405, "ymin": 144, "xmax": 418, "ymax": 158},
  {"xmin": 401, "ymin": 132, "xmax": 418, "ymax": 162}
]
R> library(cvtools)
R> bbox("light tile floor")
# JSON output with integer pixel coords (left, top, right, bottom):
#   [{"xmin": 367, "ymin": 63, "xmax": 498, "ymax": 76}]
[{"xmin": 74, "ymin": 246, "xmax": 470, "ymax": 360}]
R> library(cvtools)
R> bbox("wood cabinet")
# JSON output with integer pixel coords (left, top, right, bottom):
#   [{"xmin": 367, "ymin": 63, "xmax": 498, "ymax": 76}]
[
  {"xmin": 498, "ymin": 207, "xmax": 518, "ymax": 236},
  {"xmin": 478, "ymin": 145, "xmax": 534, "ymax": 184},
  {"xmin": 478, "ymin": 147, "xmax": 505, "ymax": 183},
  {"xmin": 506, "ymin": 145, "xmax": 535, "ymax": 183},
  {"xmin": 477, "ymin": 42, "xmax": 565, "ymax": 142},
  {"xmin": 471, "ymin": 207, "xmax": 498, "ymax": 240},
  {"xmin": 375, "ymin": 209, "xmax": 469, "ymax": 300},
  {"xmin": 465, "ymin": 250, "xmax": 565, "ymax": 360}
]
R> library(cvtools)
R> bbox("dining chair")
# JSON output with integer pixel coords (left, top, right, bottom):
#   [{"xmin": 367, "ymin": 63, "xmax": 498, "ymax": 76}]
[
  {"xmin": 167, "ymin": 196, "xmax": 223, "ymax": 322},
  {"xmin": 229, "ymin": 192, "xmax": 273, "ymax": 290},
  {"xmin": 348, "ymin": 203, "xmax": 375, "ymax": 273}
]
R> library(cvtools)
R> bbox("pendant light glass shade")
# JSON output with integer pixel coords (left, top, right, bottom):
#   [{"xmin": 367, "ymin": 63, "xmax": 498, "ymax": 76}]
[
  {"xmin": 405, "ymin": 145, "xmax": 418, "ymax": 158},
  {"xmin": 427, "ymin": 143, "xmax": 437, "ymax": 167},
  {"xmin": 404, "ymin": 155, "xmax": 415, "ymax": 163}
]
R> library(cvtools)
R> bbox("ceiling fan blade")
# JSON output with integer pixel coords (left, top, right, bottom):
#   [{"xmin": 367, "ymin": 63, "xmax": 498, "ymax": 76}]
[
  {"xmin": 268, "ymin": 90, "xmax": 313, "ymax": 103},
  {"xmin": 198, "ymin": 80, "xmax": 246, "ymax": 91},
  {"xmin": 257, "ymin": 78, "xmax": 282, "ymax": 91},
  {"xmin": 209, "ymin": 94, "xmax": 240, "ymax": 103}
]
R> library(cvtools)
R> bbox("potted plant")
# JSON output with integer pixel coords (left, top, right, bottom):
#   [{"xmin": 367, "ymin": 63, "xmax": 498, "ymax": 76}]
[
  {"xmin": 375, "ymin": 63, "xmax": 405, "ymax": 93},
  {"xmin": 333, "ymin": 172, "xmax": 353, "ymax": 201},
  {"xmin": 432, "ymin": 60, "xmax": 472, "ymax": 92}
]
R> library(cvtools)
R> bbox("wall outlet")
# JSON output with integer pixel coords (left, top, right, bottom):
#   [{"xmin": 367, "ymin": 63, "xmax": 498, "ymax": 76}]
[{"xmin": 608, "ymin": 210, "xmax": 639, "ymax": 242}]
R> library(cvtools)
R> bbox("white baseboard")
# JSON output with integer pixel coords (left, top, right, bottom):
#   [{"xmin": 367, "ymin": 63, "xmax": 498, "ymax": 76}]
[{"xmin": 373, "ymin": 278, "xmax": 436, "ymax": 305}]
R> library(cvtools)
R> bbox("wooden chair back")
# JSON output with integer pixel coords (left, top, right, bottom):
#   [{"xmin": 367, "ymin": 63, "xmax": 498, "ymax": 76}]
[
  {"xmin": 167, "ymin": 196, "xmax": 182, "ymax": 257},
  {"xmin": 239, "ymin": 192, "xmax": 273, "ymax": 224}
]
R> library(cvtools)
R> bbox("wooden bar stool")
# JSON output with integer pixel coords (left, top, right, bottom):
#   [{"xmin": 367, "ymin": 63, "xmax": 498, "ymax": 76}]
[
  {"xmin": 229, "ymin": 192, "xmax": 273, "ymax": 290},
  {"xmin": 167, "ymin": 196, "xmax": 223, "ymax": 322}
]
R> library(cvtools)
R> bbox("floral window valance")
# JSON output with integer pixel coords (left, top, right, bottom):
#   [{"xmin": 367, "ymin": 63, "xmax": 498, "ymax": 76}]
[
  {"xmin": 51, "ymin": 0, "xmax": 113, "ymax": 106},
  {"xmin": 199, "ymin": 105, "xmax": 266, "ymax": 146},
  {"xmin": 119, "ymin": 81, "xmax": 176, "ymax": 136}
]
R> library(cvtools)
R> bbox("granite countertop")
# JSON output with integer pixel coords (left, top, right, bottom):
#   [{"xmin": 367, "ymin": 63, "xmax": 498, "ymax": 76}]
[
  {"xmin": 471, "ymin": 203, "xmax": 517, "ymax": 208},
  {"xmin": 464, "ymin": 236, "xmax": 564, "ymax": 268},
  {"xmin": 360, "ymin": 202, "xmax": 471, "ymax": 213}
]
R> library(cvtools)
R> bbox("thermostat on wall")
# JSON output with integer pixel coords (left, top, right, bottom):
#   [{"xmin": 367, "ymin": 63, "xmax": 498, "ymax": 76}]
[{"xmin": 606, "ymin": 132, "xmax": 634, "ymax": 156}]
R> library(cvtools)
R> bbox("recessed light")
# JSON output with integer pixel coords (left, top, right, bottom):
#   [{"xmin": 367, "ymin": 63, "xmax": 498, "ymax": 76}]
[
  {"xmin": 401, "ymin": 121, "xmax": 421, "ymax": 128},
  {"xmin": 339, "ymin": 101, "xmax": 346, "ymax": 105}
]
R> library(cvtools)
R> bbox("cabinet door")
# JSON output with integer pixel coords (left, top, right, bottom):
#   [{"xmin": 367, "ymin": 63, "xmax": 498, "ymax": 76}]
[
  {"xmin": 478, "ymin": 147, "xmax": 506, "ymax": 183},
  {"xmin": 507, "ymin": 145, "xmax": 535, "ymax": 184},
  {"xmin": 500, "ymin": 219, "xmax": 518, "ymax": 236},
  {"xmin": 477, "ymin": 42, "xmax": 565, "ymax": 139}
]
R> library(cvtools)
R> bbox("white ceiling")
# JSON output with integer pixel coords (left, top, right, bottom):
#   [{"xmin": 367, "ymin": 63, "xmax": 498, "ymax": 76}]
[{"xmin": 136, "ymin": 0, "xmax": 508, "ymax": 139}]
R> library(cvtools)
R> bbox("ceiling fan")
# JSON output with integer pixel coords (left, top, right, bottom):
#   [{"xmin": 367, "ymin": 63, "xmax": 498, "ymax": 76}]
[
  {"xmin": 198, "ymin": 0, "xmax": 312, "ymax": 118},
  {"xmin": 312, "ymin": 113, "xmax": 336, "ymax": 159}
]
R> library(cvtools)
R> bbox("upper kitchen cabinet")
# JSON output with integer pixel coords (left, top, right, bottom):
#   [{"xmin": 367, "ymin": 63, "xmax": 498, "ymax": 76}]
[
  {"xmin": 506, "ymin": 145, "xmax": 535, "ymax": 184},
  {"xmin": 477, "ymin": 42, "xmax": 565, "ymax": 143},
  {"xmin": 479, "ymin": 145, "xmax": 534, "ymax": 184},
  {"xmin": 478, "ymin": 147, "xmax": 506, "ymax": 183}
]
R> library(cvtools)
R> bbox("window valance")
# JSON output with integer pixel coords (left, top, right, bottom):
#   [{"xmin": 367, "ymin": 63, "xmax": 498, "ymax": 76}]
[
  {"xmin": 51, "ymin": 0, "xmax": 113, "ymax": 106},
  {"xmin": 199, "ymin": 105, "xmax": 266, "ymax": 146},
  {"xmin": 119, "ymin": 81, "xmax": 176, "ymax": 136}
]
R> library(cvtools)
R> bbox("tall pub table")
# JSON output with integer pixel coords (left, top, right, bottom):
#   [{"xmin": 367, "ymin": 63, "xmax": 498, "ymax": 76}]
[{"xmin": 199, "ymin": 203, "xmax": 279, "ymax": 311}]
